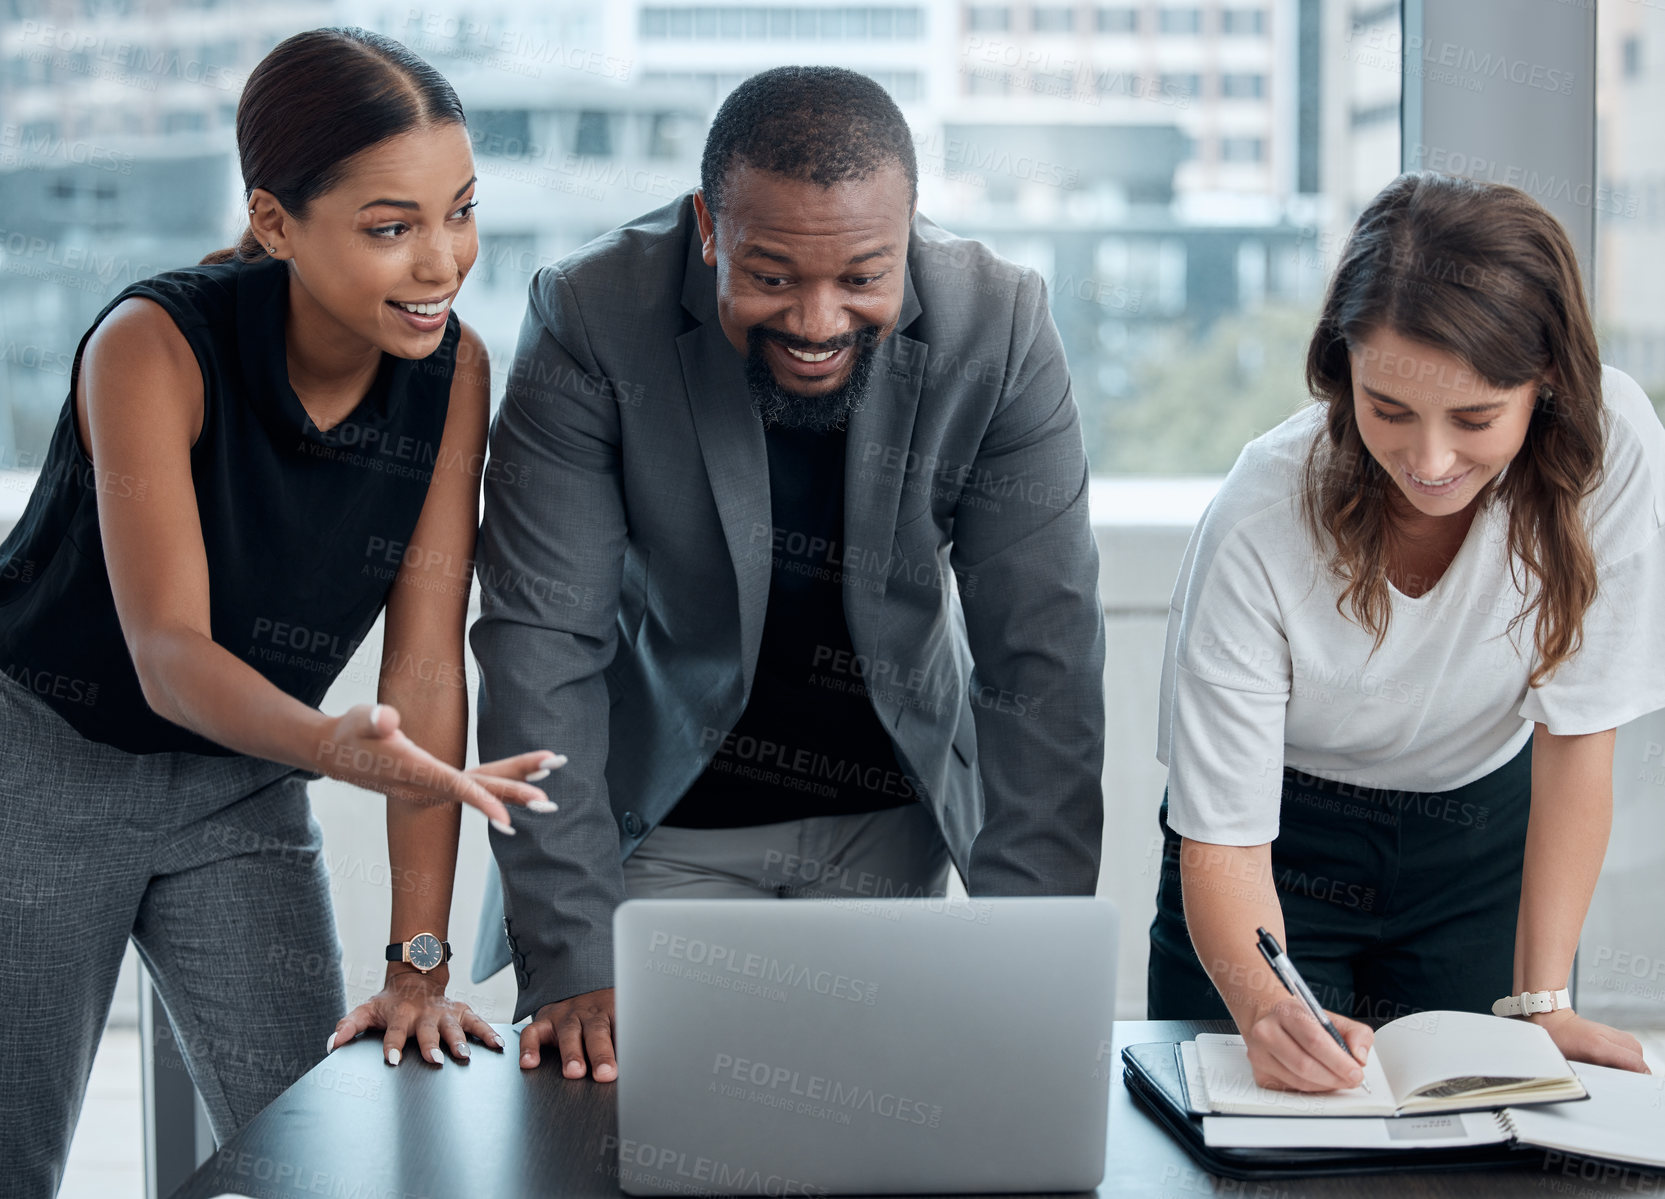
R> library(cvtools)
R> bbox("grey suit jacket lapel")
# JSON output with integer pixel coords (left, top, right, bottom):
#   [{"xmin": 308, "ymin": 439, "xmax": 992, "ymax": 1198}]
[
  {"xmin": 843, "ymin": 272, "xmax": 924, "ymax": 660},
  {"xmin": 677, "ymin": 240, "xmax": 771, "ymax": 691}
]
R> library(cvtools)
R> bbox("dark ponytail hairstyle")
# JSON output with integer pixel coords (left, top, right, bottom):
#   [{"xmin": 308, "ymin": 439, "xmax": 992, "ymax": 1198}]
[{"xmin": 201, "ymin": 27, "xmax": 466, "ymax": 265}]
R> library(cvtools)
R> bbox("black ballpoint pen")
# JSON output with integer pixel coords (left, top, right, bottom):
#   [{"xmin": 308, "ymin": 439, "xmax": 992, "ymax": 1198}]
[{"xmin": 1255, "ymin": 927, "xmax": 1372, "ymax": 1092}]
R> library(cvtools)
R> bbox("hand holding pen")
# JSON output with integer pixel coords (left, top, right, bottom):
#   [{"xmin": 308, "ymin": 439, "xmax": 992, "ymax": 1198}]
[{"xmin": 1243, "ymin": 927, "xmax": 1375, "ymax": 1093}]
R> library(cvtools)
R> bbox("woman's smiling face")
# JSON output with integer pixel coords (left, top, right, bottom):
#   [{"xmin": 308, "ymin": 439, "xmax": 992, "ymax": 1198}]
[
  {"xmin": 261, "ymin": 121, "xmax": 480, "ymax": 359},
  {"xmin": 1349, "ymin": 326, "xmax": 1541, "ymax": 519}
]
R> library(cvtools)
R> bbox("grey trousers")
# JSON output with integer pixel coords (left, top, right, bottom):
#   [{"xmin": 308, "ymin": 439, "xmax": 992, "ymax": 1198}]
[
  {"xmin": 622, "ymin": 802, "xmax": 954, "ymax": 900},
  {"xmin": 0, "ymin": 669, "xmax": 345, "ymax": 1199}
]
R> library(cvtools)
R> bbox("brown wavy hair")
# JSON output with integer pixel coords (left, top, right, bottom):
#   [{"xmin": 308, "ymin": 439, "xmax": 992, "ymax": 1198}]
[
  {"xmin": 1301, "ymin": 171, "xmax": 1605, "ymax": 688},
  {"xmin": 201, "ymin": 27, "xmax": 465, "ymax": 265}
]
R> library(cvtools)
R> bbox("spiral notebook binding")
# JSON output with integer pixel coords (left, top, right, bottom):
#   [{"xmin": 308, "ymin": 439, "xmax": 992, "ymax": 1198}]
[{"xmin": 1493, "ymin": 1108, "xmax": 1520, "ymax": 1142}]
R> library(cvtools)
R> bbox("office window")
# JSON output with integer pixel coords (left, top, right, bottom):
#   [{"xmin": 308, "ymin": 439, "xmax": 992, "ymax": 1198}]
[
  {"xmin": 1092, "ymin": 5, "xmax": 1132, "ymax": 32},
  {"xmin": 1093, "ymin": 67, "xmax": 1199, "ymax": 108},
  {"xmin": 1220, "ymin": 7, "xmax": 1267, "ymax": 36},
  {"xmin": 965, "ymin": 65, "xmax": 1012, "ymax": 93},
  {"xmin": 1599, "ymin": 0, "xmax": 1665, "ymax": 411},
  {"xmin": 1096, "ymin": 6, "xmax": 1138, "ymax": 32},
  {"xmin": 864, "ymin": 70, "xmax": 925, "ymax": 100},
  {"xmin": 1350, "ymin": 99, "xmax": 1398, "ymax": 128},
  {"xmin": 1352, "ymin": 1, "xmax": 1398, "ymax": 30},
  {"xmin": 1096, "ymin": 236, "xmax": 1187, "ymax": 315},
  {"xmin": 475, "ymin": 233, "xmax": 539, "ymax": 288},
  {"xmin": 1236, "ymin": 239, "xmax": 1267, "ymax": 308},
  {"xmin": 1220, "ymin": 72, "xmax": 1267, "ymax": 99},
  {"xmin": 1030, "ymin": 67, "xmax": 1077, "ymax": 96},
  {"xmin": 470, "ymin": 109, "xmax": 533, "ymax": 156},
  {"xmin": 965, "ymin": 4, "xmax": 1010, "ymax": 31},
  {"xmin": 1219, "ymin": 134, "xmax": 1265, "ymax": 162},
  {"xmin": 648, "ymin": 111, "xmax": 692, "ymax": 159},
  {"xmin": 1031, "ymin": 5, "xmax": 1074, "ymax": 33},
  {"xmin": 162, "ymin": 110, "xmax": 207, "ymax": 134},
  {"xmin": 1158, "ymin": 7, "xmax": 1203, "ymax": 34},
  {"xmin": 1160, "ymin": 72, "xmax": 1202, "ymax": 101},
  {"xmin": 573, "ymin": 110, "xmax": 613, "ymax": 157},
  {"xmin": 638, "ymin": 6, "xmax": 927, "ymax": 40},
  {"xmin": 1589, "ymin": 0, "xmax": 1665, "ymax": 1043}
]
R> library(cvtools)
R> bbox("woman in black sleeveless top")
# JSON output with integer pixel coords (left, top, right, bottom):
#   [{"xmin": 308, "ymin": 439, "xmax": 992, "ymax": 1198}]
[{"xmin": 0, "ymin": 29, "xmax": 561, "ymax": 1192}]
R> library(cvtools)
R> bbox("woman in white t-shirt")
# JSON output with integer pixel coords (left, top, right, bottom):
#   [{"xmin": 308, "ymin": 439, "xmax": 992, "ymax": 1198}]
[{"xmin": 1147, "ymin": 171, "xmax": 1665, "ymax": 1092}]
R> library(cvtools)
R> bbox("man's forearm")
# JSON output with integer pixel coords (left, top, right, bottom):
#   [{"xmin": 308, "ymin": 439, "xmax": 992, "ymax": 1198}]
[
  {"xmin": 474, "ymin": 638, "xmax": 626, "ymax": 1019},
  {"xmin": 960, "ymin": 507, "xmax": 1106, "ymax": 894}
]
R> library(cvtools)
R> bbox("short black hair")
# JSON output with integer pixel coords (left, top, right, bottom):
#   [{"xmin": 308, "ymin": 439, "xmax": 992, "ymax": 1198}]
[{"xmin": 700, "ymin": 66, "xmax": 918, "ymax": 216}]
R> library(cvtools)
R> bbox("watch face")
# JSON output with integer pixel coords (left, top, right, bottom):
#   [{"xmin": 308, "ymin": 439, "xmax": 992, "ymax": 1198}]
[{"xmin": 408, "ymin": 933, "xmax": 444, "ymax": 972}]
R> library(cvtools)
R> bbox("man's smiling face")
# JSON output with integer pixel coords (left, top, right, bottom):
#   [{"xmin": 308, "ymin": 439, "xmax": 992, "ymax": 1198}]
[{"xmin": 694, "ymin": 162, "xmax": 915, "ymax": 431}]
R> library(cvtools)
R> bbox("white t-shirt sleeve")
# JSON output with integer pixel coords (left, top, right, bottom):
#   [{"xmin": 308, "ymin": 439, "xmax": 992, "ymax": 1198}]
[
  {"xmin": 1519, "ymin": 366, "xmax": 1665, "ymax": 734},
  {"xmin": 1162, "ymin": 502, "xmax": 1294, "ymax": 846}
]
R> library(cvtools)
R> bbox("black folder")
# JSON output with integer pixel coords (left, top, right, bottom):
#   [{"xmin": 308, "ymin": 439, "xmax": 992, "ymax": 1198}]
[{"xmin": 1121, "ymin": 1041, "xmax": 1542, "ymax": 1180}]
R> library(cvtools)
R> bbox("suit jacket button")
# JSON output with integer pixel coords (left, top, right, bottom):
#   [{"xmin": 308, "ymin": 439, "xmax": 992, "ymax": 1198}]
[{"xmin": 621, "ymin": 810, "xmax": 644, "ymax": 837}]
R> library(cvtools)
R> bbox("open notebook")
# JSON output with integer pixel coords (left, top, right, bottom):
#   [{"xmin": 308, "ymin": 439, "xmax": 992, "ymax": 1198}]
[
  {"xmin": 1189, "ymin": 1010, "xmax": 1587, "ymax": 1117},
  {"xmin": 1200, "ymin": 1061, "xmax": 1665, "ymax": 1167}
]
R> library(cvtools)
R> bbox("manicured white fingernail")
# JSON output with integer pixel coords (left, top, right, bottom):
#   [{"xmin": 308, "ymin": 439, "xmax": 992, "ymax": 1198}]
[
  {"xmin": 526, "ymin": 798, "xmax": 558, "ymax": 813},
  {"xmin": 429, "ymin": 1047, "xmax": 444, "ymax": 1064},
  {"xmin": 524, "ymin": 768, "xmax": 550, "ymax": 782},
  {"xmin": 387, "ymin": 1047, "xmax": 401, "ymax": 1066},
  {"xmin": 455, "ymin": 1043, "xmax": 470, "ymax": 1060},
  {"xmin": 370, "ymin": 703, "xmax": 383, "ymax": 731},
  {"xmin": 491, "ymin": 817, "xmax": 517, "ymax": 836},
  {"xmin": 492, "ymin": 1034, "xmax": 505, "ymax": 1049},
  {"xmin": 325, "ymin": 1033, "xmax": 337, "ymax": 1053},
  {"xmin": 538, "ymin": 755, "xmax": 567, "ymax": 770}
]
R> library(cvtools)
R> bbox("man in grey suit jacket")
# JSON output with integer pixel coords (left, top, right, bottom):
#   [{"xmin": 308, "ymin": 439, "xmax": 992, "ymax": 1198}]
[{"xmin": 470, "ymin": 67, "xmax": 1106, "ymax": 1079}]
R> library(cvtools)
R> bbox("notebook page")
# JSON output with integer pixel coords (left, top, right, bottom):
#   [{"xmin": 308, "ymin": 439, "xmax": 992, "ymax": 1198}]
[
  {"xmin": 1373, "ymin": 1010, "xmax": 1573, "ymax": 1102},
  {"xmin": 1202, "ymin": 1110, "xmax": 1512, "ymax": 1150},
  {"xmin": 1194, "ymin": 1033, "xmax": 1395, "ymax": 1116},
  {"xmin": 1504, "ymin": 1062, "xmax": 1665, "ymax": 1169}
]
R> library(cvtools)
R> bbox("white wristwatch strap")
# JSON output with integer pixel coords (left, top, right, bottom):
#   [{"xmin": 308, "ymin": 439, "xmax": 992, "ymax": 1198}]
[{"xmin": 1491, "ymin": 987, "xmax": 1571, "ymax": 1017}]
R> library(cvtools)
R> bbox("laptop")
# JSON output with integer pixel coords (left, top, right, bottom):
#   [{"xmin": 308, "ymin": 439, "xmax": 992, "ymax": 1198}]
[{"xmin": 613, "ymin": 896, "xmax": 1118, "ymax": 1195}]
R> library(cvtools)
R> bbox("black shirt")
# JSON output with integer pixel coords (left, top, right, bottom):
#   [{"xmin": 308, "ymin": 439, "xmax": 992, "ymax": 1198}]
[
  {"xmin": 662, "ymin": 423, "xmax": 917, "ymax": 827},
  {"xmin": 0, "ymin": 255, "xmax": 457, "ymax": 755}
]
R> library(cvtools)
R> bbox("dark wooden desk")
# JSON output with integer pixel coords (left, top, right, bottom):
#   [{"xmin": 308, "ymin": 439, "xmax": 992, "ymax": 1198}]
[{"xmin": 170, "ymin": 1019, "xmax": 1654, "ymax": 1199}]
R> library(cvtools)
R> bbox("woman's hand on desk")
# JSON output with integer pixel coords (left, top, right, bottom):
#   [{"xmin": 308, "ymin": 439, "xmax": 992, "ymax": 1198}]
[
  {"xmin": 1245, "ymin": 999, "xmax": 1375, "ymax": 1093},
  {"xmin": 326, "ymin": 967, "xmax": 505, "ymax": 1067},
  {"xmin": 1533, "ymin": 1009, "xmax": 1651, "ymax": 1074}
]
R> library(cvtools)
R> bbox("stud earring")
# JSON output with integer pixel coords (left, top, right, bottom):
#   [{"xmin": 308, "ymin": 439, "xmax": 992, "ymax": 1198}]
[{"xmin": 266, "ymin": 244, "xmax": 276, "ymax": 255}]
